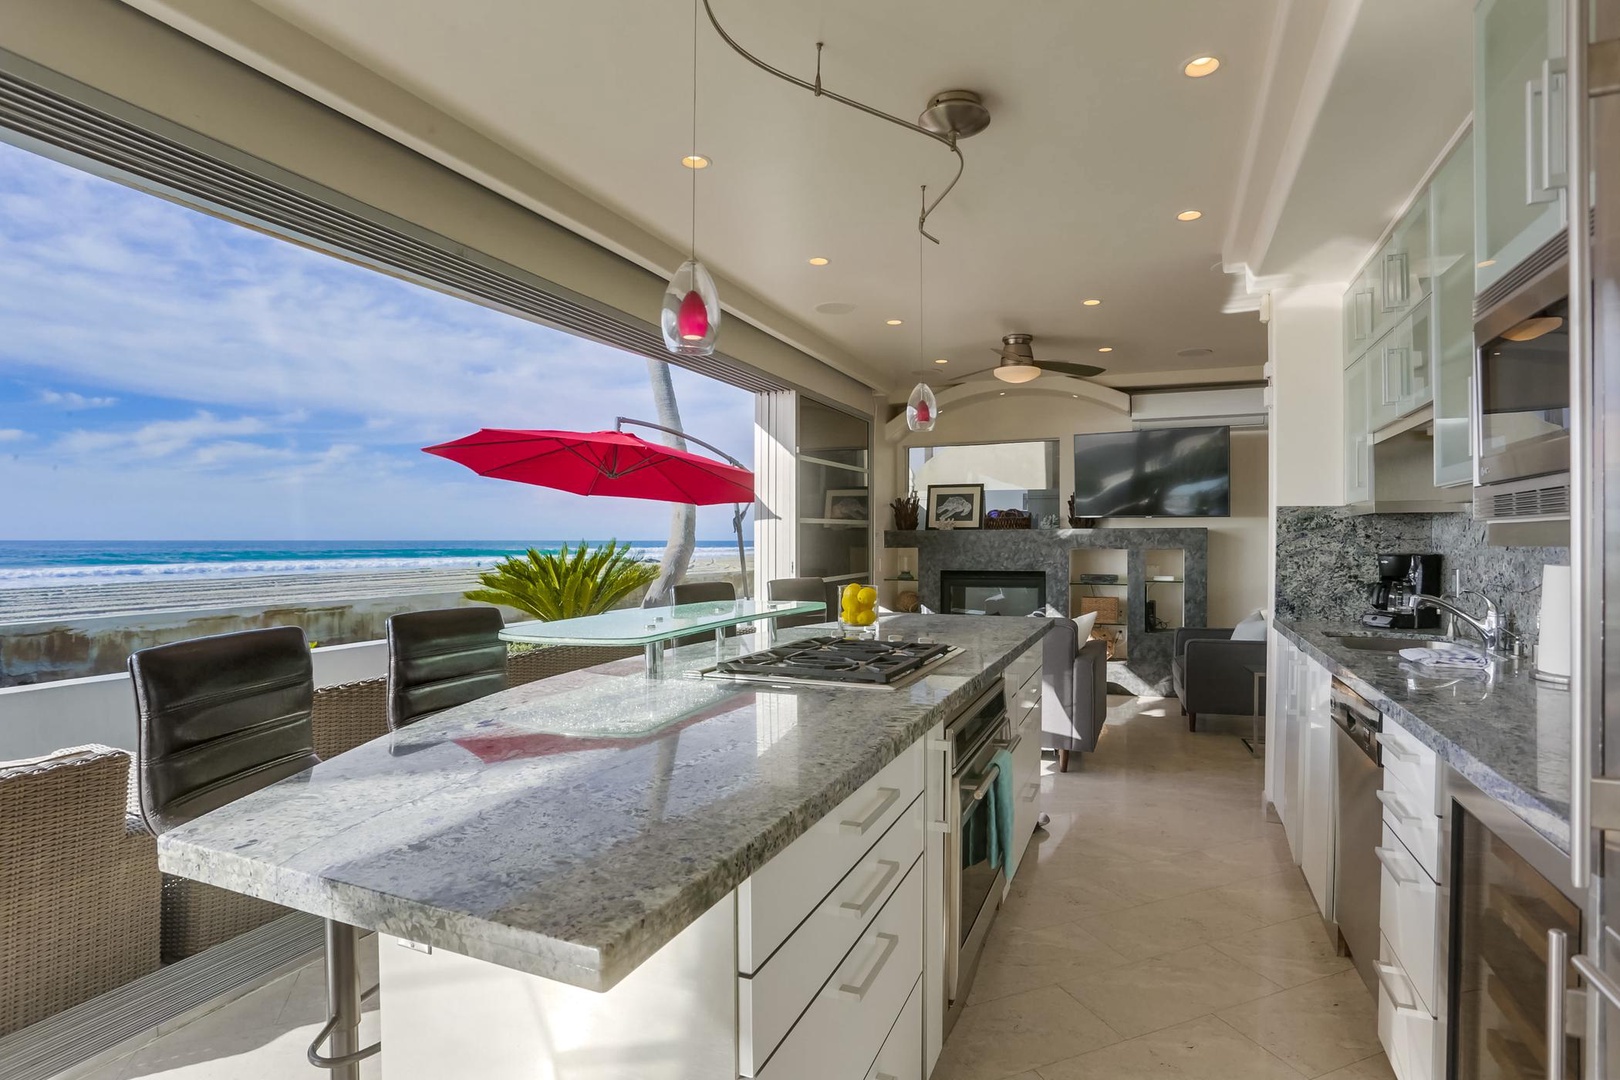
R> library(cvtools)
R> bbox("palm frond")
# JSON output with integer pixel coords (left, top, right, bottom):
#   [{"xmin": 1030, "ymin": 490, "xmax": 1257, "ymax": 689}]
[{"xmin": 466, "ymin": 541, "xmax": 660, "ymax": 621}]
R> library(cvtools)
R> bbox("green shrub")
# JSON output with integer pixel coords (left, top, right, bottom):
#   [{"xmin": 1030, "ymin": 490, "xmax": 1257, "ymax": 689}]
[{"xmin": 466, "ymin": 541, "xmax": 659, "ymax": 621}]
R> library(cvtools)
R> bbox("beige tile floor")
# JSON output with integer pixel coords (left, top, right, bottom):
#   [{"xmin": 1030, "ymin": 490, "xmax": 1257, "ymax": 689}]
[
  {"xmin": 63, "ymin": 696, "xmax": 1389, "ymax": 1080},
  {"xmin": 934, "ymin": 696, "xmax": 1390, "ymax": 1080}
]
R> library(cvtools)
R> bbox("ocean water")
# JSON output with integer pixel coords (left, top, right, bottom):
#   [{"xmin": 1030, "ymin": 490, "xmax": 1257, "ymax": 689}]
[{"xmin": 0, "ymin": 540, "xmax": 750, "ymax": 588}]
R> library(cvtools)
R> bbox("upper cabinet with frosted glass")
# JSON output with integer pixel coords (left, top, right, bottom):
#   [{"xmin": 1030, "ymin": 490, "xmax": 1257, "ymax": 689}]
[
  {"xmin": 1474, "ymin": 0, "xmax": 1567, "ymax": 294},
  {"xmin": 1431, "ymin": 132, "xmax": 1476, "ymax": 486}
]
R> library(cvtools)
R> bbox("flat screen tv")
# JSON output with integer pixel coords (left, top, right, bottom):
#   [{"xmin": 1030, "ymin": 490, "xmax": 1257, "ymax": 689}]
[{"xmin": 1072, "ymin": 426, "xmax": 1231, "ymax": 518}]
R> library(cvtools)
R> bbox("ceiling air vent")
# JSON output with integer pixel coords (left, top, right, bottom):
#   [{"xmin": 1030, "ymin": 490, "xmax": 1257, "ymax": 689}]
[{"xmin": 1473, "ymin": 475, "xmax": 1571, "ymax": 521}]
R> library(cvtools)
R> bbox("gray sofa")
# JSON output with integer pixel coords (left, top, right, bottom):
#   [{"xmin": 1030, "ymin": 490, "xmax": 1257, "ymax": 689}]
[
  {"xmin": 1172, "ymin": 627, "xmax": 1266, "ymax": 732},
  {"xmin": 1042, "ymin": 619, "xmax": 1109, "ymax": 771}
]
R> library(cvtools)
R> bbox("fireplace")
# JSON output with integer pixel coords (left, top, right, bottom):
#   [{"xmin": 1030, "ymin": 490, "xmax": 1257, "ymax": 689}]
[{"xmin": 940, "ymin": 571, "xmax": 1047, "ymax": 616}]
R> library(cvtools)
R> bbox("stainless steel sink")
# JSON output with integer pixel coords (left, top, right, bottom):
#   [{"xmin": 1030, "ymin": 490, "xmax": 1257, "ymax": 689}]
[{"xmin": 1322, "ymin": 634, "xmax": 1455, "ymax": 652}]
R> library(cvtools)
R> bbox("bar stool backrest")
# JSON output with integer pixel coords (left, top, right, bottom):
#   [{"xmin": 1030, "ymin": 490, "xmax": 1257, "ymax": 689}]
[{"xmin": 386, "ymin": 606, "xmax": 507, "ymax": 731}]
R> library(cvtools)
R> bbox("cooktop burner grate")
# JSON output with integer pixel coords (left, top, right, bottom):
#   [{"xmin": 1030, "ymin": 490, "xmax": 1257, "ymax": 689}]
[{"xmin": 717, "ymin": 636, "xmax": 953, "ymax": 685}]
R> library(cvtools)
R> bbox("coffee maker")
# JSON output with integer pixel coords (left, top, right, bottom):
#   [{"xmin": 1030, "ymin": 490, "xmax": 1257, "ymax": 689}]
[{"xmin": 1362, "ymin": 553, "xmax": 1443, "ymax": 629}]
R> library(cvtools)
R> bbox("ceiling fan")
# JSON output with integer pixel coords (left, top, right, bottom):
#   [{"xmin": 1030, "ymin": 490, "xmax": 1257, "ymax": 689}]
[{"xmin": 947, "ymin": 334, "xmax": 1107, "ymax": 385}]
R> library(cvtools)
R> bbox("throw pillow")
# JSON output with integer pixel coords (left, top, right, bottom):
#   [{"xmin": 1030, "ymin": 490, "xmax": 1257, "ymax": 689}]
[
  {"xmin": 1072, "ymin": 610, "xmax": 1098, "ymax": 640},
  {"xmin": 1231, "ymin": 610, "xmax": 1268, "ymax": 641}
]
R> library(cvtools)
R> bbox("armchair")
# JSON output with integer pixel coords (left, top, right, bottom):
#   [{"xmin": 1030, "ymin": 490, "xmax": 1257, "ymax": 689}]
[
  {"xmin": 1172, "ymin": 628, "xmax": 1266, "ymax": 732},
  {"xmin": 1041, "ymin": 619, "xmax": 1109, "ymax": 771}
]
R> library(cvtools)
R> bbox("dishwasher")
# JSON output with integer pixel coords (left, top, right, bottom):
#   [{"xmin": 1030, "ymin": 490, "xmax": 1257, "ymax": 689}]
[{"xmin": 1330, "ymin": 678, "xmax": 1382, "ymax": 994}]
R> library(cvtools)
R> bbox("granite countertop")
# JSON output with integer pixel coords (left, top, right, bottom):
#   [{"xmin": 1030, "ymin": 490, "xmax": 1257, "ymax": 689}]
[
  {"xmin": 1274, "ymin": 618, "xmax": 1571, "ymax": 850},
  {"xmin": 157, "ymin": 614, "xmax": 1054, "ymax": 992}
]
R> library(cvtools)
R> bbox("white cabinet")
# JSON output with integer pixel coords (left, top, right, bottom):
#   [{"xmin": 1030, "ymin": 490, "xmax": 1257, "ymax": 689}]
[
  {"xmin": 1344, "ymin": 268, "xmax": 1377, "ymax": 365},
  {"xmin": 922, "ymin": 721, "xmax": 946, "ymax": 1076},
  {"xmin": 1431, "ymin": 131, "xmax": 1476, "ymax": 487},
  {"xmin": 1008, "ymin": 704, "xmax": 1042, "ymax": 884},
  {"xmin": 1298, "ymin": 658, "xmax": 1336, "ymax": 919},
  {"xmin": 1345, "ymin": 354, "xmax": 1371, "ymax": 504},
  {"xmin": 1371, "ymin": 299, "xmax": 1433, "ymax": 431},
  {"xmin": 1378, "ymin": 937, "xmax": 1439, "ymax": 1080},
  {"xmin": 1275, "ymin": 635, "xmax": 1306, "ymax": 858},
  {"xmin": 1474, "ymin": 0, "xmax": 1567, "ymax": 295},
  {"xmin": 1377, "ymin": 197, "xmax": 1432, "ymax": 340}
]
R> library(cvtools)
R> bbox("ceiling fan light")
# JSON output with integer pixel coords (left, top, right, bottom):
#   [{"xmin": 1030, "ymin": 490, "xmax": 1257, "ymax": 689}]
[
  {"xmin": 993, "ymin": 362, "xmax": 1041, "ymax": 384},
  {"xmin": 662, "ymin": 259, "xmax": 720, "ymax": 356}
]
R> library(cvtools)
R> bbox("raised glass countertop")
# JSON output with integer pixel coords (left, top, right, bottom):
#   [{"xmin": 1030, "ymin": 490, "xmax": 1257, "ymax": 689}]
[{"xmin": 498, "ymin": 598, "xmax": 826, "ymax": 646}]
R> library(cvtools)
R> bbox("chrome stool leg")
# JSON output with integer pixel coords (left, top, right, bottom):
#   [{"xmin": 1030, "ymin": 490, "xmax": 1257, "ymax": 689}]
[{"xmin": 308, "ymin": 920, "xmax": 380, "ymax": 1077}]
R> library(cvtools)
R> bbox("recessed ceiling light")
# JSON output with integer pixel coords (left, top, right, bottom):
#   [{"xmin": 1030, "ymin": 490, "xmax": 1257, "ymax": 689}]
[
  {"xmin": 933, "ymin": 358, "xmax": 949, "ymax": 365},
  {"xmin": 813, "ymin": 301, "xmax": 856, "ymax": 315},
  {"xmin": 885, "ymin": 318, "xmax": 904, "ymax": 326},
  {"xmin": 1072, "ymin": 394, "xmax": 1080, "ymax": 399},
  {"xmin": 1183, "ymin": 56, "xmax": 1220, "ymax": 78},
  {"xmin": 1177, "ymin": 209, "xmax": 1203, "ymax": 221},
  {"xmin": 1098, "ymin": 347, "xmax": 1113, "ymax": 353},
  {"xmin": 1082, "ymin": 298, "xmax": 1102, "ymax": 307},
  {"xmin": 1177, "ymin": 346, "xmax": 1214, "ymax": 358},
  {"xmin": 998, "ymin": 391, "xmax": 1006, "ymax": 396},
  {"xmin": 807, "ymin": 257, "xmax": 830, "ymax": 266},
  {"xmin": 681, "ymin": 154, "xmax": 711, "ymax": 169},
  {"xmin": 1477, "ymin": 259, "xmax": 1497, "ymax": 268}
]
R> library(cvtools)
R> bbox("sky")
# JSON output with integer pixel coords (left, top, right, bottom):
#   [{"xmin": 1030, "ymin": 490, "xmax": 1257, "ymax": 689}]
[{"xmin": 0, "ymin": 139, "xmax": 756, "ymax": 542}]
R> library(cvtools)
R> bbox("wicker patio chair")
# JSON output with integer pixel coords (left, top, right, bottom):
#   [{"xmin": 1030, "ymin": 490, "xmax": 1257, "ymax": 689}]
[
  {"xmin": 311, "ymin": 677, "xmax": 389, "ymax": 759},
  {"xmin": 0, "ymin": 745, "xmax": 161, "ymax": 1037},
  {"xmin": 506, "ymin": 645, "xmax": 641, "ymax": 686}
]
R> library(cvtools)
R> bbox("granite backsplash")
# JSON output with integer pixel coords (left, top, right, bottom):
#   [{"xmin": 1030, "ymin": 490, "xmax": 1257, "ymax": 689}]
[{"xmin": 1275, "ymin": 506, "xmax": 1567, "ymax": 633}]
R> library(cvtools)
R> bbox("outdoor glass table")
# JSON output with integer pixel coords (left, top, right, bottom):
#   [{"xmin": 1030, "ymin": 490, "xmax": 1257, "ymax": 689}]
[{"xmin": 498, "ymin": 598, "xmax": 827, "ymax": 674}]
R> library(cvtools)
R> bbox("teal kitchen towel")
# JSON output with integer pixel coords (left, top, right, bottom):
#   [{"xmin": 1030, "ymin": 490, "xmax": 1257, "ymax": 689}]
[{"xmin": 985, "ymin": 747, "xmax": 1017, "ymax": 880}]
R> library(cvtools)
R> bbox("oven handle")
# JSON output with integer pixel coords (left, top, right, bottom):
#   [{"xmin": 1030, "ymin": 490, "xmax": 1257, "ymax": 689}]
[{"xmin": 966, "ymin": 763, "xmax": 1001, "ymax": 802}]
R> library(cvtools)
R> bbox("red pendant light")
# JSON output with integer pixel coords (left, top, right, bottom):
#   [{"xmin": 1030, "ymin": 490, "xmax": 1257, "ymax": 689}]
[{"xmin": 663, "ymin": 0, "xmax": 720, "ymax": 357}]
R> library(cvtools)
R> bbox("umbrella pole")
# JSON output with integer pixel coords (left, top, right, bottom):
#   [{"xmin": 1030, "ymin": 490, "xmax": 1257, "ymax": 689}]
[{"xmin": 733, "ymin": 504, "xmax": 751, "ymax": 598}]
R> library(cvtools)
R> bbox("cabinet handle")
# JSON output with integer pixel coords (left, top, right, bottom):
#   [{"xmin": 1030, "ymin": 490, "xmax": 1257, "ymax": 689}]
[
  {"xmin": 834, "ymin": 932, "xmax": 900, "ymax": 1001},
  {"xmin": 1542, "ymin": 57, "xmax": 1569, "ymax": 191},
  {"xmin": 966, "ymin": 763, "xmax": 1001, "ymax": 802},
  {"xmin": 1375, "ymin": 789, "xmax": 1420, "ymax": 826},
  {"xmin": 1527, "ymin": 76, "xmax": 1562, "ymax": 205},
  {"xmin": 1375, "ymin": 731, "xmax": 1419, "ymax": 764},
  {"xmin": 1375, "ymin": 846, "xmax": 1422, "ymax": 886},
  {"xmin": 838, "ymin": 859, "xmax": 902, "ymax": 919},
  {"xmin": 841, "ymin": 787, "xmax": 902, "ymax": 835},
  {"xmin": 1374, "ymin": 961, "xmax": 1430, "ymax": 1019},
  {"xmin": 1383, "ymin": 252, "xmax": 1409, "ymax": 309}
]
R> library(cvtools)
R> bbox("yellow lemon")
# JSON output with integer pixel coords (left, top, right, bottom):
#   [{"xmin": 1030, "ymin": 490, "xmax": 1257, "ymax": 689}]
[
  {"xmin": 842, "ymin": 582, "xmax": 862, "ymax": 603},
  {"xmin": 856, "ymin": 586, "xmax": 877, "ymax": 607},
  {"xmin": 855, "ymin": 610, "xmax": 877, "ymax": 625}
]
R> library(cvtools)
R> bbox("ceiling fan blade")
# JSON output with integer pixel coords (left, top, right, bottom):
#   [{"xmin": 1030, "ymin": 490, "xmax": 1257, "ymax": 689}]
[{"xmin": 1034, "ymin": 360, "xmax": 1106, "ymax": 378}]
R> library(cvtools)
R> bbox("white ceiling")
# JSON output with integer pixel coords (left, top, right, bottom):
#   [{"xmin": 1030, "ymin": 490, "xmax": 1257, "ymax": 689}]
[{"xmin": 238, "ymin": 0, "xmax": 1282, "ymax": 390}]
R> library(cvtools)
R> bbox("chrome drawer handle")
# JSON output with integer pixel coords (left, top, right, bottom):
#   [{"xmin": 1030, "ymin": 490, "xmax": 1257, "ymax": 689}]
[
  {"xmin": 838, "ymin": 859, "xmax": 901, "ymax": 919},
  {"xmin": 1375, "ymin": 846, "xmax": 1422, "ymax": 886},
  {"xmin": 1375, "ymin": 731, "xmax": 1419, "ymax": 764},
  {"xmin": 841, "ymin": 787, "xmax": 902, "ymax": 836},
  {"xmin": 967, "ymin": 763, "xmax": 1001, "ymax": 802},
  {"xmin": 1373, "ymin": 961, "xmax": 1429, "ymax": 1019},
  {"xmin": 1376, "ymin": 789, "xmax": 1420, "ymax": 825},
  {"xmin": 834, "ymin": 932, "xmax": 900, "ymax": 1001}
]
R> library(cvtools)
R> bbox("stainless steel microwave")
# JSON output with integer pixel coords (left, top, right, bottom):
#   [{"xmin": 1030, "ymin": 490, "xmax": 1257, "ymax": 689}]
[{"xmin": 1472, "ymin": 261, "xmax": 1571, "ymax": 521}]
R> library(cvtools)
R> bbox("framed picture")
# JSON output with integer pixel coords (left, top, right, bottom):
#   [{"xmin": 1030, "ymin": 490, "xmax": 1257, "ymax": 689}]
[
  {"xmin": 823, "ymin": 488, "xmax": 870, "ymax": 524},
  {"xmin": 926, "ymin": 484, "xmax": 984, "ymax": 529}
]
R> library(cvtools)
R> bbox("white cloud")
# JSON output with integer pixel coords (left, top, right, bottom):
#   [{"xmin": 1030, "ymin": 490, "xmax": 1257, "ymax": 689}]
[
  {"xmin": 55, "ymin": 411, "xmax": 271, "ymax": 461},
  {"xmin": 39, "ymin": 389, "xmax": 117, "ymax": 409},
  {"xmin": 0, "ymin": 428, "xmax": 27, "ymax": 442}
]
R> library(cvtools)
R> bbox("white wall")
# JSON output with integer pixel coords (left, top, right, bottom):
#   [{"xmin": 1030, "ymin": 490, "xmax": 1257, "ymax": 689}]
[
  {"xmin": 883, "ymin": 390, "xmax": 1271, "ymax": 627},
  {"xmin": 0, "ymin": 640, "xmax": 387, "ymax": 761},
  {"xmin": 1267, "ymin": 284, "xmax": 1347, "ymax": 508}
]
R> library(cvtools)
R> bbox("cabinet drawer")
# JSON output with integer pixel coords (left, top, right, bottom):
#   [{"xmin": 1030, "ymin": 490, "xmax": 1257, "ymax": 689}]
[
  {"xmin": 740, "ymin": 741, "xmax": 924, "ymax": 973},
  {"xmin": 755, "ymin": 860, "xmax": 924, "ymax": 1080},
  {"xmin": 1008, "ymin": 723, "xmax": 1042, "ymax": 882},
  {"xmin": 1379, "ymin": 719, "xmax": 1441, "ymax": 816},
  {"xmin": 1378, "ymin": 824, "xmax": 1440, "ymax": 1015},
  {"xmin": 1004, "ymin": 643, "xmax": 1041, "ymax": 702},
  {"xmin": 864, "ymin": 976, "xmax": 923, "ymax": 1080},
  {"xmin": 1378, "ymin": 775, "xmax": 1442, "ymax": 882},
  {"xmin": 1377, "ymin": 937, "xmax": 1437, "ymax": 1080},
  {"xmin": 739, "ymin": 800, "xmax": 924, "ymax": 1074}
]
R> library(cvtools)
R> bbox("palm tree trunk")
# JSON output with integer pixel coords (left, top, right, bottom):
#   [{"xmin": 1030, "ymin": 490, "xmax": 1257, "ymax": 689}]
[{"xmin": 644, "ymin": 359, "xmax": 696, "ymax": 606}]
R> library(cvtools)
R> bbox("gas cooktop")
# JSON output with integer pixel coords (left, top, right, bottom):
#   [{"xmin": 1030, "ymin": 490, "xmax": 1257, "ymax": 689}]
[{"xmin": 697, "ymin": 635, "xmax": 960, "ymax": 689}]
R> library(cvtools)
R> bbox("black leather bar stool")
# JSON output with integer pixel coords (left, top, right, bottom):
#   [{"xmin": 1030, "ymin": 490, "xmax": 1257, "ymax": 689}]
[
  {"xmin": 128, "ymin": 626, "xmax": 319, "ymax": 961},
  {"xmin": 670, "ymin": 581, "xmax": 736, "ymax": 649},
  {"xmin": 385, "ymin": 606, "xmax": 507, "ymax": 731},
  {"xmin": 766, "ymin": 576, "xmax": 830, "ymax": 629}
]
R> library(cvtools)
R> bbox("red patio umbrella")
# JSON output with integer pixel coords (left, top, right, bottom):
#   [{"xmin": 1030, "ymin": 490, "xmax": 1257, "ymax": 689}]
[{"xmin": 423, "ymin": 418, "xmax": 754, "ymax": 593}]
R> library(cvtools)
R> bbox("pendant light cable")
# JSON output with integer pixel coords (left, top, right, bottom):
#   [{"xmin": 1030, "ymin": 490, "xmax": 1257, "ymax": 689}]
[{"xmin": 690, "ymin": 0, "xmax": 698, "ymax": 262}]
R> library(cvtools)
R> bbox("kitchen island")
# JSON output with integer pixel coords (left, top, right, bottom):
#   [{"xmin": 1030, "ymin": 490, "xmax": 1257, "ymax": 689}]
[{"xmin": 157, "ymin": 613, "xmax": 1054, "ymax": 1080}]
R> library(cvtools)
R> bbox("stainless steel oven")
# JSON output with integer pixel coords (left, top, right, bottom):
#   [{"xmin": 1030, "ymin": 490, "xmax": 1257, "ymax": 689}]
[
  {"xmin": 1472, "ymin": 263, "xmax": 1571, "ymax": 519},
  {"xmin": 940, "ymin": 680, "xmax": 1012, "ymax": 1035}
]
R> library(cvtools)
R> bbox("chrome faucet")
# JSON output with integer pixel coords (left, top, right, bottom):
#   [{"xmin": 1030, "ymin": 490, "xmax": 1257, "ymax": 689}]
[{"xmin": 1413, "ymin": 591, "xmax": 1505, "ymax": 655}]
